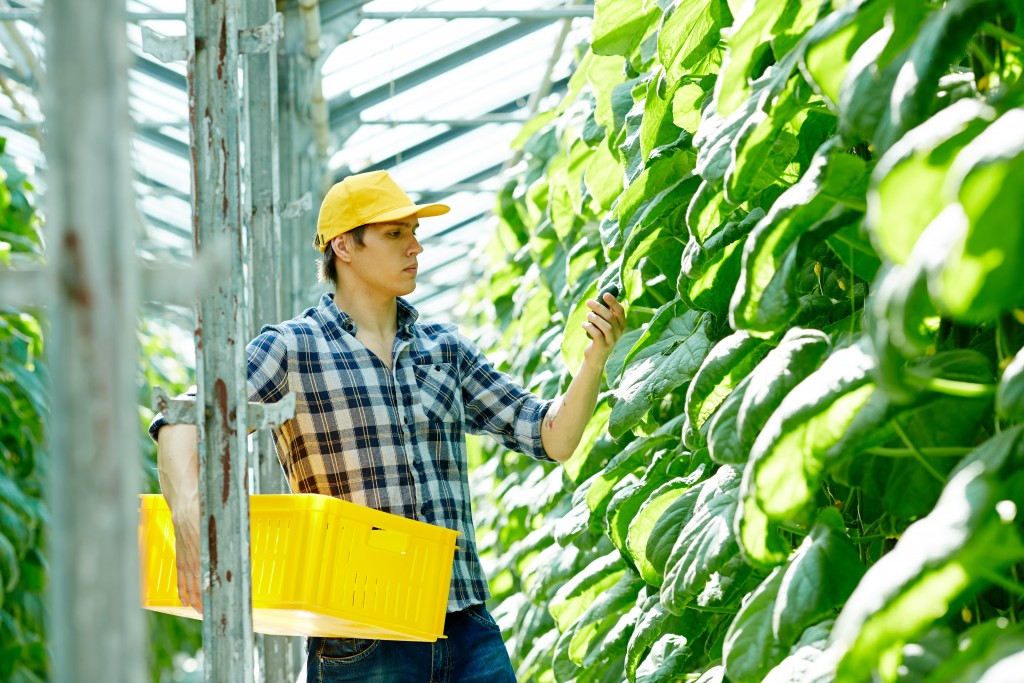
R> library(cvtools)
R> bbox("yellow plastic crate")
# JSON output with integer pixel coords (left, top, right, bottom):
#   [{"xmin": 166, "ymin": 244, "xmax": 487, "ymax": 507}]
[{"xmin": 138, "ymin": 493, "xmax": 460, "ymax": 641}]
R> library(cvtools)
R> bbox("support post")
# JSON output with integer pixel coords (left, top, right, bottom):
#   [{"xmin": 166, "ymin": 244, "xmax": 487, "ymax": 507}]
[
  {"xmin": 40, "ymin": 0, "xmax": 145, "ymax": 680},
  {"xmin": 242, "ymin": 0, "xmax": 302, "ymax": 679},
  {"xmin": 186, "ymin": 0, "xmax": 255, "ymax": 679},
  {"xmin": 276, "ymin": 0, "xmax": 326, "ymax": 314}
]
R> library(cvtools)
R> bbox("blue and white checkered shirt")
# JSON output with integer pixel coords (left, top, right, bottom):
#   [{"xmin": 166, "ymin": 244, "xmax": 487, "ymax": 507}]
[{"xmin": 150, "ymin": 292, "xmax": 554, "ymax": 610}]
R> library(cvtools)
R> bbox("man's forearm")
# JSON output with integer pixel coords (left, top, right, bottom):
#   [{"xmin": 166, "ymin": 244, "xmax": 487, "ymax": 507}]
[
  {"xmin": 156, "ymin": 424, "xmax": 200, "ymax": 514},
  {"xmin": 540, "ymin": 357, "xmax": 605, "ymax": 463}
]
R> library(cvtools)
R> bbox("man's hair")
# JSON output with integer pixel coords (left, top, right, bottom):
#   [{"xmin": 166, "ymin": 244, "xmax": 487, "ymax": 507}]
[{"xmin": 318, "ymin": 224, "xmax": 367, "ymax": 285}]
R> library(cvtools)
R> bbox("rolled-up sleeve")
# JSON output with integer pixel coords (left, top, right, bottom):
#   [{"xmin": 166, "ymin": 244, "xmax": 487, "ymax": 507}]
[
  {"xmin": 456, "ymin": 331, "xmax": 554, "ymax": 462},
  {"xmin": 148, "ymin": 327, "xmax": 289, "ymax": 443}
]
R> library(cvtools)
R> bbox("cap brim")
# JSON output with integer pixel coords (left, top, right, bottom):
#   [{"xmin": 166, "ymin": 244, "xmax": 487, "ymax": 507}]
[{"xmin": 370, "ymin": 203, "xmax": 450, "ymax": 224}]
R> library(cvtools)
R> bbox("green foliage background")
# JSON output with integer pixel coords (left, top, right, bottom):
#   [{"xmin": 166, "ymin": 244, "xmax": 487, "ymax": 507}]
[
  {"xmin": 464, "ymin": 1, "xmax": 1024, "ymax": 681},
  {"xmin": 0, "ymin": 140, "xmax": 201, "ymax": 682}
]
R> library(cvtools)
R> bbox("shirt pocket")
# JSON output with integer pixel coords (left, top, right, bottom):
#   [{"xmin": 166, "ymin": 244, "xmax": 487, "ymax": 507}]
[{"xmin": 411, "ymin": 362, "xmax": 463, "ymax": 424}]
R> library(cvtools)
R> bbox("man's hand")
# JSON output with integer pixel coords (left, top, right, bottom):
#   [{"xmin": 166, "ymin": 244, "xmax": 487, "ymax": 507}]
[
  {"xmin": 156, "ymin": 423, "xmax": 203, "ymax": 612},
  {"xmin": 171, "ymin": 497, "xmax": 203, "ymax": 612},
  {"xmin": 582, "ymin": 290, "xmax": 627, "ymax": 363}
]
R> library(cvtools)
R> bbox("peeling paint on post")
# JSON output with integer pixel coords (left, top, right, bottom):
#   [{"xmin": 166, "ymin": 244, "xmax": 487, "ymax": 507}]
[
  {"xmin": 41, "ymin": 0, "xmax": 146, "ymax": 680},
  {"xmin": 186, "ymin": 0, "xmax": 255, "ymax": 680},
  {"xmin": 241, "ymin": 0, "xmax": 302, "ymax": 678}
]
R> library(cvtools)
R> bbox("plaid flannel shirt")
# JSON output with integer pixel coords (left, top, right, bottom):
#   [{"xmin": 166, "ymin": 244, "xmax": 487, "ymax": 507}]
[{"xmin": 150, "ymin": 292, "xmax": 555, "ymax": 611}]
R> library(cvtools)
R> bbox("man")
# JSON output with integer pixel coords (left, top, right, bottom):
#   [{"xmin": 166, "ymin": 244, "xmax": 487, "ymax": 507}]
[{"xmin": 152, "ymin": 170, "xmax": 626, "ymax": 682}]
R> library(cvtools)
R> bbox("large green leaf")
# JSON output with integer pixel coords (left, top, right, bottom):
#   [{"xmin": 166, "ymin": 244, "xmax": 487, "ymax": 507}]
[
  {"xmin": 736, "ymin": 327, "xmax": 831, "ymax": 451},
  {"xmin": 715, "ymin": 0, "xmax": 791, "ymax": 117},
  {"xmin": 661, "ymin": 465, "xmax": 743, "ymax": 611},
  {"xmin": 800, "ymin": 0, "xmax": 888, "ymax": 108},
  {"xmin": 658, "ymin": 0, "xmax": 731, "ymax": 81},
  {"xmin": 866, "ymin": 99, "xmax": 995, "ymax": 265},
  {"xmin": 927, "ymin": 110, "xmax": 1024, "ymax": 322},
  {"xmin": 565, "ymin": 569, "xmax": 646, "ymax": 666},
  {"xmin": 644, "ymin": 465, "xmax": 711, "ymax": 582},
  {"xmin": 706, "ymin": 372, "xmax": 752, "ymax": 465},
  {"xmin": 761, "ymin": 619, "xmax": 836, "ymax": 683},
  {"xmin": 611, "ymin": 310, "xmax": 713, "ymax": 438},
  {"xmin": 723, "ymin": 510, "xmax": 864, "ymax": 683},
  {"xmin": 636, "ymin": 634, "xmax": 697, "ymax": 683},
  {"xmin": 627, "ymin": 478, "xmax": 691, "ymax": 585},
  {"xmin": 550, "ymin": 551, "xmax": 628, "ymax": 633},
  {"xmin": 686, "ymin": 331, "xmax": 770, "ymax": 431},
  {"xmin": 592, "ymin": 0, "xmax": 663, "ymax": 58},
  {"xmin": 997, "ymin": 350, "xmax": 1024, "ymax": 422},
  {"xmin": 831, "ymin": 426, "xmax": 1024, "ymax": 682},
  {"xmin": 926, "ymin": 620, "xmax": 1024, "ymax": 683},
  {"xmin": 626, "ymin": 593, "xmax": 707, "ymax": 682},
  {"xmin": 748, "ymin": 341, "xmax": 879, "ymax": 518},
  {"xmin": 730, "ymin": 140, "xmax": 868, "ymax": 337}
]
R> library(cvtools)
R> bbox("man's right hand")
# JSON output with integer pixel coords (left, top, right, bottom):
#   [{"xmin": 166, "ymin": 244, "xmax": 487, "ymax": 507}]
[
  {"xmin": 171, "ymin": 498, "xmax": 203, "ymax": 612},
  {"xmin": 156, "ymin": 422, "xmax": 203, "ymax": 612}
]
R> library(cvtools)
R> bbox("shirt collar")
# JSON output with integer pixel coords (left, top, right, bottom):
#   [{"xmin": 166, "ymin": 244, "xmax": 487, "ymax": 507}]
[{"xmin": 319, "ymin": 292, "xmax": 420, "ymax": 336}]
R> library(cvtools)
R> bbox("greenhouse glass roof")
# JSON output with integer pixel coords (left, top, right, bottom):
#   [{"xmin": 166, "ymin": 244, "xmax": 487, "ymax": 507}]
[{"xmin": 0, "ymin": 0, "xmax": 593, "ymax": 321}]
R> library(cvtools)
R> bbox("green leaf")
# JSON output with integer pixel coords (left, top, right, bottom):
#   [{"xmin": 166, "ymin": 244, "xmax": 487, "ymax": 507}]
[
  {"xmin": 761, "ymin": 619, "xmax": 835, "ymax": 683},
  {"xmin": 730, "ymin": 140, "xmax": 868, "ymax": 336},
  {"xmin": 799, "ymin": 0, "xmax": 889, "ymax": 108},
  {"xmin": 658, "ymin": 0, "xmax": 731, "ymax": 81},
  {"xmin": 682, "ymin": 208, "xmax": 765, "ymax": 279},
  {"xmin": 593, "ymin": 0, "xmax": 663, "ymax": 58},
  {"xmin": 748, "ymin": 340, "xmax": 895, "ymax": 519},
  {"xmin": 706, "ymin": 372, "xmax": 753, "ymax": 465},
  {"xmin": 866, "ymin": 99, "xmax": 995, "ymax": 265},
  {"xmin": 927, "ymin": 620, "xmax": 1024, "ymax": 683},
  {"xmin": 636, "ymin": 634, "xmax": 696, "ymax": 683},
  {"xmin": 686, "ymin": 331, "xmax": 770, "ymax": 431},
  {"xmin": 645, "ymin": 465, "xmax": 711, "ymax": 581},
  {"xmin": 715, "ymin": 0, "xmax": 791, "ymax": 117},
  {"xmin": 735, "ymin": 464, "xmax": 790, "ymax": 569},
  {"xmin": 611, "ymin": 310, "xmax": 713, "ymax": 438},
  {"xmin": 586, "ymin": 427, "xmax": 682, "ymax": 526},
  {"xmin": 724, "ymin": 510, "xmax": 865, "ymax": 683},
  {"xmin": 825, "ymin": 220, "xmax": 881, "ymax": 284},
  {"xmin": 567, "ymin": 569, "xmax": 645, "ymax": 666},
  {"xmin": 997, "ymin": 350, "xmax": 1024, "ymax": 422},
  {"xmin": 550, "ymin": 551, "xmax": 628, "ymax": 633},
  {"xmin": 626, "ymin": 594, "xmax": 706, "ymax": 682},
  {"xmin": 627, "ymin": 478, "xmax": 691, "ymax": 585},
  {"xmin": 737, "ymin": 327, "xmax": 831, "ymax": 452},
  {"xmin": 662, "ymin": 465, "xmax": 743, "ymax": 610},
  {"xmin": 831, "ymin": 427, "xmax": 1024, "ymax": 682},
  {"xmin": 928, "ymin": 110, "xmax": 1024, "ymax": 322}
]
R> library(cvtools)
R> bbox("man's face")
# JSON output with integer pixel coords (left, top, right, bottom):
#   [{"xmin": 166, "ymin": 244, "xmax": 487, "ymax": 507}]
[{"xmin": 343, "ymin": 216, "xmax": 423, "ymax": 296}]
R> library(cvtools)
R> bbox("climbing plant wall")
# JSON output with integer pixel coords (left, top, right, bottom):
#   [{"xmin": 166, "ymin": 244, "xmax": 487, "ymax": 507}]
[{"xmin": 465, "ymin": 0, "xmax": 1024, "ymax": 681}]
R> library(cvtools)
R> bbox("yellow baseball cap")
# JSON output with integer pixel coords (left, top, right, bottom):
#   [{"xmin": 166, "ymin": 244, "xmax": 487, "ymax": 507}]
[{"xmin": 313, "ymin": 170, "xmax": 450, "ymax": 251}]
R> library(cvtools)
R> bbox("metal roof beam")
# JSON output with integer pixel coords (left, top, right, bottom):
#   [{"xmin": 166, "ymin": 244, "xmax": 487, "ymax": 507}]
[
  {"xmin": 337, "ymin": 76, "xmax": 567, "ymax": 180},
  {"xmin": 328, "ymin": 19, "xmax": 556, "ymax": 128},
  {"xmin": 359, "ymin": 9, "xmax": 593, "ymax": 20}
]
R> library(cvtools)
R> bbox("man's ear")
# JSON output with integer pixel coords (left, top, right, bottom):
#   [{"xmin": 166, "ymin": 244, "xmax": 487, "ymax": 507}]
[{"xmin": 330, "ymin": 235, "xmax": 350, "ymax": 263}]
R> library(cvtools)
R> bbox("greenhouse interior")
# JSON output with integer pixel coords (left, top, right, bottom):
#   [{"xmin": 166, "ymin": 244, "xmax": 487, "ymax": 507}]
[{"xmin": 1, "ymin": 0, "xmax": 1024, "ymax": 681}]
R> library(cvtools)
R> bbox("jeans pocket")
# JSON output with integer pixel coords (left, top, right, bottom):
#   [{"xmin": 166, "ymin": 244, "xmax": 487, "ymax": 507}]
[
  {"xmin": 466, "ymin": 604, "xmax": 502, "ymax": 633},
  {"xmin": 317, "ymin": 637, "xmax": 379, "ymax": 663}
]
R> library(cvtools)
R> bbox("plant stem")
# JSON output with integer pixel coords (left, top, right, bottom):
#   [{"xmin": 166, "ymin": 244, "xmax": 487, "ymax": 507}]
[
  {"xmin": 982, "ymin": 21, "xmax": 1024, "ymax": 49},
  {"xmin": 904, "ymin": 370, "xmax": 997, "ymax": 398},
  {"xmin": 686, "ymin": 604, "xmax": 739, "ymax": 615},
  {"xmin": 866, "ymin": 446, "xmax": 973, "ymax": 458},
  {"xmin": 849, "ymin": 534, "xmax": 886, "ymax": 544},
  {"xmin": 893, "ymin": 422, "xmax": 946, "ymax": 484},
  {"xmin": 981, "ymin": 569, "xmax": 1024, "ymax": 600},
  {"xmin": 1012, "ymin": 565, "xmax": 1020, "ymax": 624},
  {"xmin": 969, "ymin": 41, "xmax": 997, "ymax": 75},
  {"xmin": 779, "ymin": 522, "xmax": 808, "ymax": 536}
]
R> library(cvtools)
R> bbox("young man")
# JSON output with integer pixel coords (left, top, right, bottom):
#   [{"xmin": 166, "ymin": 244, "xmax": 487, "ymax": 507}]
[{"xmin": 152, "ymin": 170, "xmax": 626, "ymax": 682}]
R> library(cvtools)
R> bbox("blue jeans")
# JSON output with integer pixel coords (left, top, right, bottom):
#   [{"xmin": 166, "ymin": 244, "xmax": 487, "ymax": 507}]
[{"xmin": 306, "ymin": 603, "xmax": 518, "ymax": 682}]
